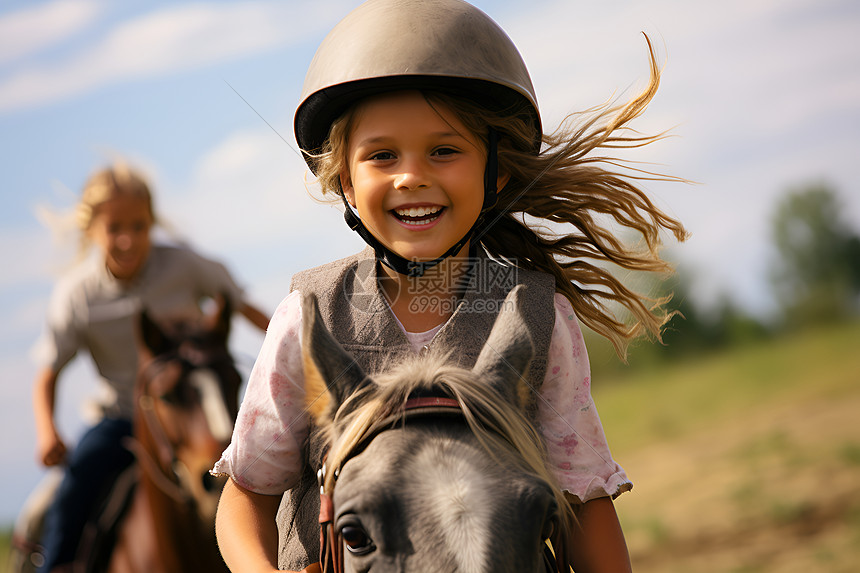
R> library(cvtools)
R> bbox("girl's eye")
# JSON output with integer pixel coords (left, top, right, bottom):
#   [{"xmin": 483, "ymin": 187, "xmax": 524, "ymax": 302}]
[
  {"xmin": 433, "ymin": 146, "xmax": 458, "ymax": 157},
  {"xmin": 368, "ymin": 150, "xmax": 395, "ymax": 161},
  {"xmin": 340, "ymin": 524, "xmax": 375, "ymax": 555}
]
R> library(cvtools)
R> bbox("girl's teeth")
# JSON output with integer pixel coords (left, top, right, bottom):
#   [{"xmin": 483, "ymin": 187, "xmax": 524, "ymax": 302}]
[
  {"xmin": 400, "ymin": 214, "xmax": 440, "ymax": 225},
  {"xmin": 395, "ymin": 206, "xmax": 441, "ymax": 218}
]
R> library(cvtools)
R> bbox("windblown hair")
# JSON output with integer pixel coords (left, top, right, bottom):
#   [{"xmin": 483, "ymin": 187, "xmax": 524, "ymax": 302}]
[
  {"xmin": 313, "ymin": 36, "xmax": 688, "ymax": 358},
  {"xmin": 76, "ymin": 163, "xmax": 156, "ymax": 254},
  {"xmin": 318, "ymin": 351, "xmax": 575, "ymax": 539},
  {"xmin": 38, "ymin": 162, "xmax": 162, "ymax": 265}
]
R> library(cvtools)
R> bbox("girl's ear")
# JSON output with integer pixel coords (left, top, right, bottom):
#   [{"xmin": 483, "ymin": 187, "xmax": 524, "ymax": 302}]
[
  {"xmin": 496, "ymin": 170, "xmax": 511, "ymax": 193},
  {"xmin": 340, "ymin": 172, "xmax": 356, "ymax": 207}
]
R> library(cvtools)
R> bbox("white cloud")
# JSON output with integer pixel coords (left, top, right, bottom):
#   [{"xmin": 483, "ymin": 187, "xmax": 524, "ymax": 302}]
[
  {"xmin": 162, "ymin": 127, "xmax": 309, "ymax": 251},
  {"xmin": 0, "ymin": 1, "xmax": 337, "ymax": 113},
  {"xmin": 495, "ymin": 0, "xmax": 860, "ymax": 316},
  {"xmin": 0, "ymin": 0, "xmax": 101, "ymax": 65}
]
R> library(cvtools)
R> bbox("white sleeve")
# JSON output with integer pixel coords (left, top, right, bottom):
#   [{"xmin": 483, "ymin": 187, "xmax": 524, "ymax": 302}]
[
  {"xmin": 211, "ymin": 290, "xmax": 308, "ymax": 494},
  {"xmin": 32, "ymin": 276, "xmax": 83, "ymax": 372},
  {"xmin": 536, "ymin": 293, "xmax": 632, "ymax": 503}
]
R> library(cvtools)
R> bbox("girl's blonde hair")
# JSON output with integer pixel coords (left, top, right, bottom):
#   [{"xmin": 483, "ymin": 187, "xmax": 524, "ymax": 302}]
[
  {"xmin": 314, "ymin": 39, "xmax": 688, "ymax": 359},
  {"xmin": 74, "ymin": 163, "xmax": 156, "ymax": 257}
]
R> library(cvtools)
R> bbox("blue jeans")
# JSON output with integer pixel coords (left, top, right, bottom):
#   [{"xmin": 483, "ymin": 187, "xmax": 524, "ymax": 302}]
[{"xmin": 38, "ymin": 417, "xmax": 134, "ymax": 571}]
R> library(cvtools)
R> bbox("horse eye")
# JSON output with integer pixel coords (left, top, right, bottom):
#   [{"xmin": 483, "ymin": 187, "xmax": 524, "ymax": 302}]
[
  {"xmin": 542, "ymin": 514, "xmax": 557, "ymax": 541},
  {"xmin": 542, "ymin": 502, "xmax": 560, "ymax": 541},
  {"xmin": 158, "ymin": 379, "xmax": 196, "ymax": 406},
  {"xmin": 340, "ymin": 525, "xmax": 375, "ymax": 555},
  {"xmin": 158, "ymin": 387, "xmax": 184, "ymax": 405}
]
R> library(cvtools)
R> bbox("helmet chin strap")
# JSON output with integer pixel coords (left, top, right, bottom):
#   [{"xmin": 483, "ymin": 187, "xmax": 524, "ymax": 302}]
[{"xmin": 342, "ymin": 128, "xmax": 499, "ymax": 278}]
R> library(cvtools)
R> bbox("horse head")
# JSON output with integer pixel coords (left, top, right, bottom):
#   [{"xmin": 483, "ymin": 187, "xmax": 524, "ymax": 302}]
[
  {"xmin": 302, "ymin": 286, "xmax": 573, "ymax": 573},
  {"xmin": 133, "ymin": 296, "xmax": 242, "ymax": 524}
]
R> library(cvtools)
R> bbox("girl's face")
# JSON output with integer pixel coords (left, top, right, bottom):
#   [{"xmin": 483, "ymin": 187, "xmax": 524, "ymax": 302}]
[
  {"xmin": 341, "ymin": 91, "xmax": 505, "ymax": 261},
  {"xmin": 87, "ymin": 193, "xmax": 153, "ymax": 281}
]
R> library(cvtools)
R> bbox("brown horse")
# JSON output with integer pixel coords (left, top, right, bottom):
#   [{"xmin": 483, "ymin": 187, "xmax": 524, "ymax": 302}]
[
  {"xmin": 12, "ymin": 299, "xmax": 242, "ymax": 573},
  {"xmin": 104, "ymin": 300, "xmax": 241, "ymax": 572}
]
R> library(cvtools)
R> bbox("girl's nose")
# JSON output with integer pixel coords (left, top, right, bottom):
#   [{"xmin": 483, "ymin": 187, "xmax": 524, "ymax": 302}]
[
  {"xmin": 115, "ymin": 234, "xmax": 133, "ymax": 251},
  {"xmin": 394, "ymin": 156, "xmax": 429, "ymax": 190}
]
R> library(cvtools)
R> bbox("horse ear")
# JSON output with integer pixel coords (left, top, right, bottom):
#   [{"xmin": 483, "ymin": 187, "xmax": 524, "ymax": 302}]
[
  {"xmin": 472, "ymin": 285, "xmax": 535, "ymax": 409},
  {"xmin": 138, "ymin": 310, "xmax": 172, "ymax": 360},
  {"xmin": 301, "ymin": 292, "xmax": 371, "ymax": 422},
  {"xmin": 207, "ymin": 293, "xmax": 232, "ymax": 343}
]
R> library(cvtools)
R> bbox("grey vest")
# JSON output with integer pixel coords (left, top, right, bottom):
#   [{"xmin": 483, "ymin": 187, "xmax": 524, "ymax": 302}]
[{"xmin": 276, "ymin": 247, "xmax": 555, "ymax": 570}]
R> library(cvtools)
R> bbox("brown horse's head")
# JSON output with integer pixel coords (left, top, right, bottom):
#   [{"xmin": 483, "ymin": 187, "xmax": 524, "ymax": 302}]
[{"xmin": 134, "ymin": 296, "xmax": 242, "ymax": 523}]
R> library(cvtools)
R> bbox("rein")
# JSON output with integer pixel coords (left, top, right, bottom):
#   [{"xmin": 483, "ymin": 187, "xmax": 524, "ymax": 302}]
[{"xmin": 130, "ymin": 350, "xmax": 231, "ymax": 506}]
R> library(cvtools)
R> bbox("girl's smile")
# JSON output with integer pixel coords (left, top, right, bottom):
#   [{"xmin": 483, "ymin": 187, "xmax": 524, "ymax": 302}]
[
  {"xmin": 391, "ymin": 203, "xmax": 444, "ymax": 228},
  {"xmin": 341, "ymin": 90, "xmax": 506, "ymax": 262}
]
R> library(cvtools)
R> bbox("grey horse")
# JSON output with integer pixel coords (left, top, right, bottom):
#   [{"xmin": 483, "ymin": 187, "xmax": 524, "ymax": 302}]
[{"xmin": 298, "ymin": 286, "xmax": 574, "ymax": 572}]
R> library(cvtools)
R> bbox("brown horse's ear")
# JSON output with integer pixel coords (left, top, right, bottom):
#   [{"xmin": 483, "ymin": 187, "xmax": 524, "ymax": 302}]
[
  {"xmin": 204, "ymin": 293, "xmax": 232, "ymax": 344},
  {"xmin": 301, "ymin": 292, "xmax": 371, "ymax": 422},
  {"xmin": 138, "ymin": 310, "xmax": 173, "ymax": 360},
  {"xmin": 472, "ymin": 285, "xmax": 535, "ymax": 409}
]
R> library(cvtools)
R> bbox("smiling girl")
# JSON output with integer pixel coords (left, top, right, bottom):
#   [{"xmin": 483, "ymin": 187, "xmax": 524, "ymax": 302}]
[
  {"xmin": 213, "ymin": 1, "xmax": 688, "ymax": 572},
  {"xmin": 339, "ymin": 90, "xmax": 505, "ymax": 332},
  {"xmin": 32, "ymin": 163, "xmax": 269, "ymax": 572}
]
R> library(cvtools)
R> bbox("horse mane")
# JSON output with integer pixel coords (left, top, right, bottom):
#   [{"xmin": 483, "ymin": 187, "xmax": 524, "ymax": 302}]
[{"xmin": 319, "ymin": 350, "xmax": 576, "ymax": 536}]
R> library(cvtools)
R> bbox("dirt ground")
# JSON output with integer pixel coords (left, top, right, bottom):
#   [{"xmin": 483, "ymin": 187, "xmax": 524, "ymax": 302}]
[{"xmin": 615, "ymin": 385, "xmax": 860, "ymax": 572}]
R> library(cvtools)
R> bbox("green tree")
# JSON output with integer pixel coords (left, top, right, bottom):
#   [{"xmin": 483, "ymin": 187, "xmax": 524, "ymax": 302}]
[{"xmin": 769, "ymin": 183, "xmax": 860, "ymax": 326}]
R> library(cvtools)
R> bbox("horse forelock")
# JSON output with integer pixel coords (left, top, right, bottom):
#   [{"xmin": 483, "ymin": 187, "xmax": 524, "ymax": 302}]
[
  {"xmin": 375, "ymin": 355, "xmax": 545, "ymax": 470},
  {"xmin": 325, "ymin": 352, "xmax": 563, "ymax": 500}
]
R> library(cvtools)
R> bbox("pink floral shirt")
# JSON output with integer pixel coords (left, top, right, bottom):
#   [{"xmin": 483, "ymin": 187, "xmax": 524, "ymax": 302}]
[{"xmin": 213, "ymin": 291, "xmax": 631, "ymax": 503}]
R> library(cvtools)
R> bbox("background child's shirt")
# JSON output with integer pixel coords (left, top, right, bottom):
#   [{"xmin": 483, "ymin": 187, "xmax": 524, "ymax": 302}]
[
  {"xmin": 213, "ymin": 291, "xmax": 631, "ymax": 503},
  {"xmin": 33, "ymin": 244, "xmax": 246, "ymax": 420}
]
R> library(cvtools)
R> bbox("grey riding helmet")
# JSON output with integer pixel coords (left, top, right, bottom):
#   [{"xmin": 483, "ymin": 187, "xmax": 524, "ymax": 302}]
[{"xmin": 294, "ymin": 0, "xmax": 542, "ymax": 275}]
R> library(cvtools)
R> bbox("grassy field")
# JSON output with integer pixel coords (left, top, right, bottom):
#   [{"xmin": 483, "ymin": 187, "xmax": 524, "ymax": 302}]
[
  {"xmin": 2, "ymin": 322, "xmax": 858, "ymax": 572},
  {"xmin": 0, "ymin": 530, "xmax": 9, "ymax": 573},
  {"xmin": 599, "ymin": 321, "xmax": 860, "ymax": 573}
]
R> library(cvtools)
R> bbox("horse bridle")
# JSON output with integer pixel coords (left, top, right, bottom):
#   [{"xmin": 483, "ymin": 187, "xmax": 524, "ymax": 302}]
[
  {"xmin": 317, "ymin": 396, "xmax": 460, "ymax": 573},
  {"xmin": 127, "ymin": 349, "xmax": 234, "ymax": 506},
  {"xmin": 316, "ymin": 396, "xmax": 567, "ymax": 573}
]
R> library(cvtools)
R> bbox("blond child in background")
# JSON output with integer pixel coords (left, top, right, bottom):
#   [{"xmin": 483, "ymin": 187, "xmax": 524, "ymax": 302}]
[{"xmin": 32, "ymin": 163, "xmax": 269, "ymax": 572}]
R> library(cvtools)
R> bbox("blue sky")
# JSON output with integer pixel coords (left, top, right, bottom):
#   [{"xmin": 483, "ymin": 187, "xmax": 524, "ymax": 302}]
[{"xmin": 1, "ymin": 0, "xmax": 858, "ymax": 523}]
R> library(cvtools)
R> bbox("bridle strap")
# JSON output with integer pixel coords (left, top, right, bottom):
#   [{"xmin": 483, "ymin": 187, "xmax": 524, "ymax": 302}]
[
  {"xmin": 135, "ymin": 351, "xmax": 226, "ymax": 470},
  {"xmin": 403, "ymin": 396, "xmax": 460, "ymax": 410},
  {"xmin": 319, "ymin": 491, "xmax": 341, "ymax": 573},
  {"xmin": 137, "ymin": 392, "xmax": 176, "ymax": 470},
  {"xmin": 122, "ymin": 436, "xmax": 192, "ymax": 505},
  {"xmin": 133, "ymin": 353, "xmax": 219, "ymax": 507},
  {"xmin": 317, "ymin": 396, "xmax": 462, "ymax": 572}
]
